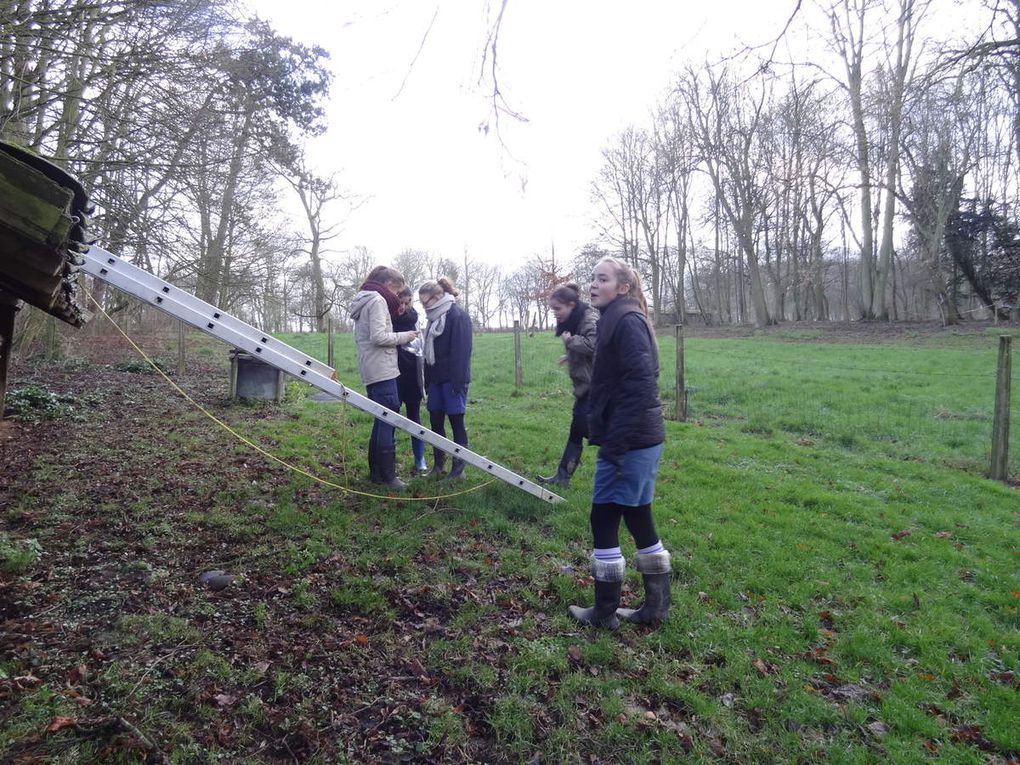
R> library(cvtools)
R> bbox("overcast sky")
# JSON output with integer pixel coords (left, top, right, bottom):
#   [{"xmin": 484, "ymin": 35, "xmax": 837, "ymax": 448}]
[{"xmin": 246, "ymin": 1, "xmax": 800, "ymax": 270}]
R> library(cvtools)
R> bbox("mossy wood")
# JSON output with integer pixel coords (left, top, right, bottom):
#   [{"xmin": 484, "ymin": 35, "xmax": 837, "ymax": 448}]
[{"xmin": 0, "ymin": 141, "xmax": 90, "ymax": 328}]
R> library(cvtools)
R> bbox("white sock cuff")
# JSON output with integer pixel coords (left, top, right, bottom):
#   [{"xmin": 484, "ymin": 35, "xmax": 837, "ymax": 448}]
[
  {"xmin": 636, "ymin": 541, "xmax": 665, "ymax": 555},
  {"xmin": 592, "ymin": 547, "xmax": 623, "ymax": 561}
]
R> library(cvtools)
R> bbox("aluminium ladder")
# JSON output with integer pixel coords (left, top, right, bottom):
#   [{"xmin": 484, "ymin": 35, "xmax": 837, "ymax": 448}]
[{"xmin": 80, "ymin": 245, "xmax": 564, "ymax": 504}]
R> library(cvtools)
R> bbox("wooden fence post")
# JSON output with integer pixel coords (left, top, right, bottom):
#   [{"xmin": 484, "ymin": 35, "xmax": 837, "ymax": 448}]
[
  {"xmin": 327, "ymin": 316, "xmax": 334, "ymax": 369},
  {"xmin": 675, "ymin": 323, "xmax": 686, "ymax": 421},
  {"xmin": 989, "ymin": 335, "xmax": 1012, "ymax": 481},
  {"xmin": 0, "ymin": 295, "xmax": 21, "ymax": 419},
  {"xmin": 177, "ymin": 320, "xmax": 186, "ymax": 376},
  {"xmin": 513, "ymin": 320, "xmax": 523, "ymax": 387}
]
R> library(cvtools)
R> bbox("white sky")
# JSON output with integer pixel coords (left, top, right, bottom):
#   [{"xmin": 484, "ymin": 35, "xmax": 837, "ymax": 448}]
[{"xmin": 245, "ymin": 1, "xmax": 803, "ymax": 270}]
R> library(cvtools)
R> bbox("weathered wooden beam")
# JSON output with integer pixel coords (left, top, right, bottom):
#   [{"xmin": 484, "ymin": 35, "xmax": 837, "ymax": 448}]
[
  {"xmin": 0, "ymin": 149, "xmax": 74, "ymax": 247},
  {"xmin": 0, "ymin": 291, "xmax": 21, "ymax": 420},
  {"xmin": 0, "ymin": 141, "xmax": 89, "ymax": 328}
]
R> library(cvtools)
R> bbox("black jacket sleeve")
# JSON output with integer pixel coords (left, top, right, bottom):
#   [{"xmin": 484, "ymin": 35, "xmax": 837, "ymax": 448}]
[{"xmin": 449, "ymin": 309, "xmax": 473, "ymax": 393}]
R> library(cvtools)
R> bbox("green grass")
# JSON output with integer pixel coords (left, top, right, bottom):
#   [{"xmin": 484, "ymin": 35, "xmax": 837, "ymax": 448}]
[
  {"xmin": 3, "ymin": 327, "xmax": 1018, "ymax": 762},
  {"xmin": 268, "ymin": 329, "xmax": 1020, "ymax": 759}
]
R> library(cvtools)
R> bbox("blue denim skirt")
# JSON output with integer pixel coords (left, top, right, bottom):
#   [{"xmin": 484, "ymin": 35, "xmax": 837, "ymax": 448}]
[
  {"xmin": 426, "ymin": 382, "xmax": 468, "ymax": 414},
  {"xmin": 592, "ymin": 442, "xmax": 664, "ymax": 505}
]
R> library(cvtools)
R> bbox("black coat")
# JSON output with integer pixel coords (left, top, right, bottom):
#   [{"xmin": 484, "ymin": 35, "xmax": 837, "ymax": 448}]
[
  {"xmin": 587, "ymin": 297, "xmax": 665, "ymax": 464},
  {"xmin": 393, "ymin": 307, "xmax": 423, "ymax": 403},
  {"xmin": 393, "ymin": 307, "xmax": 420, "ymax": 380},
  {"xmin": 424, "ymin": 303, "xmax": 472, "ymax": 393}
]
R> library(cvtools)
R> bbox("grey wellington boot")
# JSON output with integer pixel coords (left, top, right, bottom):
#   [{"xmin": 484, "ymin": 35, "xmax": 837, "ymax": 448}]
[
  {"xmin": 428, "ymin": 449, "xmax": 447, "ymax": 477},
  {"xmin": 537, "ymin": 440, "xmax": 583, "ymax": 487},
  {"xmin": 375, "ymin": 447, "xmax": 407, "ymax": 490},
  {"xmin": 444, "ymin": 457, "xmax": 466, "ymax": 480},
  {"xmin": 568, "ymin": 557, "xmax": 625, "ymax": 629},
  {"xmin": 616, "ymin": 550, "xmax": 672, "ymax": 626}
]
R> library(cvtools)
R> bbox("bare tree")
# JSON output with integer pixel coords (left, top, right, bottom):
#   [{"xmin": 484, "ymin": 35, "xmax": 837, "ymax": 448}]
[
  {"xmin": 826, "ymin": 0, "xmax": 931, "ymax": 319},
  {"xmin": 678, "ymin": 64, "xmax": 775, "ymax": 326}
]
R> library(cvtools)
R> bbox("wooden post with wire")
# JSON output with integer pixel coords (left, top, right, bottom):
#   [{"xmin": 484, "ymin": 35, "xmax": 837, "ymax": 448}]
[
  {"xmin": 989, "ymin": 335, "xmax": 1012, "ymax": 482},
  {"xmin": 514, "ymin": 320, "xmax": 523, "ymax": 387},
  {"xmin": 674, "ymin": 323, "xmax": 686, "ymax": 421},
  {"xmin": 177, "ymin": 320, "xmax": 186, "ymax": 376},
  {"xmin": 0, "ymin": 293, "xmax": 21, "ymax": 419},
  {"xmin": 327, "ymin": 315, "xmax": 334, "ymax": 369}
]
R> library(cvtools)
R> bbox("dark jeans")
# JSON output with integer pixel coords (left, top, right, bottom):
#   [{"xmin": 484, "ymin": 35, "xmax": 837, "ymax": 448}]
[{"xmin": 366, "ymin": 378, "xmax": 400, "ymax": 452}]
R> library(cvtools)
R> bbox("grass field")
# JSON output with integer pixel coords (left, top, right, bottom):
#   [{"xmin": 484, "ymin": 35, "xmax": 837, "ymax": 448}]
[{"xmin": 1, "ymin": 325, "xmax": 1018, "ymax": 763}]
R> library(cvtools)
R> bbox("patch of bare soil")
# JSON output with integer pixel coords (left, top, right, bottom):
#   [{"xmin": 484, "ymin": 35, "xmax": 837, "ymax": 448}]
[{"xmin": 1, "ymin": 355, "xmax": 551, "ymax": 763}]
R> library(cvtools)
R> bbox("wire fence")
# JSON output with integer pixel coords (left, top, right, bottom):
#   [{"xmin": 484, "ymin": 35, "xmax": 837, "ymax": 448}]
[
  {"xmin": 504, "ymin": 326, "xmax": 1020, "ymax": 481},
  {"xmin": 37, "ymin": 313, "xmax": 1017, "ymax": 483}
]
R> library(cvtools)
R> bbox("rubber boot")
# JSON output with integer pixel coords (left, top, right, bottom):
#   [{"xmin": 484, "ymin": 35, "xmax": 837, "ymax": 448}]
[
  {"xmin": 616, "ymin": 550, "xmax": 672, "ymax": 626},
  {"xmin": 568, "ymin": 557, "xmax": 625, "ymax": 629},
  {"xmin": 412, "ymin": 437, "xmax": 428, "ymax": 474},
  {"xmin": 537, "ymin": 440, "xmax": 583, "ymax": 487},
  {"xmin": 428, "ymin": 449, "xmax": 447, "ymax": 477},
  {"xmin": 367, "ymin": 441, "xmax": 380, "ymax": 483},
  {"xmin": 444, "ymin": 457, "xmax": 466, "ymax": 480},
  {"xmin": 375, "ymin": 447, "xmax": 407, "ymax": 490}
]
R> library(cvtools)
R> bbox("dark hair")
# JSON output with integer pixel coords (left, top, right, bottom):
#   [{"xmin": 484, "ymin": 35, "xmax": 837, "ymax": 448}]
[
  {"xmin": 419, "ymin": 276, "xmax": 459, "ymax": 299},
  {"xmin": 396, "ymin": 285, "xmax": 413, "ymax": 299},
  {"xmin": 550, "ymin": 282, "xmax": 581, "ymax": 304},
  {"xmin": 366, "ymin": 265, "xmax": 405, "ymax": 289}
]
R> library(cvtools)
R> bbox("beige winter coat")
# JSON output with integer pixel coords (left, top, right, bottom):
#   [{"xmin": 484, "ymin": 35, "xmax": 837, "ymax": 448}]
[{"xmin": 349, "ymin": 290, "xmax": 416, "ymax": 386}]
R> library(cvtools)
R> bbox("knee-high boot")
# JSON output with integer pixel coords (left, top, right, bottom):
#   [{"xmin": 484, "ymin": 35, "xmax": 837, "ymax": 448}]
[
  {"xmin": 428, "ymin": 448, "xmax": 447, "ymax": 477},
  {"xmin": 568, "ymin": 557, "xmax": 625, "ymax": 629},
  {"xmin": 616, "ymin": 550, "xmax": 672, "ymax": 626},
  {"xmin": 367, "ymin": 440, "xmax": 380, "ymax": 483},
  {"xmin": 537, "ymin": 440, "xmax": 583, "ymax": 487},
  {"xmin": 375, "ymin": 447, "xmax": 407, "ymax": 490}
]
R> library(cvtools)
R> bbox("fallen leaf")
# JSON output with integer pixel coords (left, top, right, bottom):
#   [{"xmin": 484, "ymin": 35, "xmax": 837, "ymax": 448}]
[
  {"xmin": 46, "ymin": 716, "xmax": 77, "ymax": 733},
  {"xmin": 891, "ymin": 530, "xmax": 912, "ymax": 541},
  {"xmin": 213, "ymin": 693, "xmax": 236, "ymax": 707},
  {"xmin": 14, "ymin": 675, "xmax": 41, "ymax": 689},
  {"xmin": 66, "ymin": 664, "xmax": 87, "ymax": 686}
]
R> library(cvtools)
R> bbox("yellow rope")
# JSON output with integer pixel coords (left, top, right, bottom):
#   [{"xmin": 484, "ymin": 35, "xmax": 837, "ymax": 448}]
[{"xmin": 87, "ymin": 293, "xmax": 496, "ymax": 502}]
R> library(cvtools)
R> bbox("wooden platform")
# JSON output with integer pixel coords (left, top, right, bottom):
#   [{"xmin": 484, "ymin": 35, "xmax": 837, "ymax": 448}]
[{"xmin": 0, "ymin": 141, "xmax": 91, "ymax": 327}]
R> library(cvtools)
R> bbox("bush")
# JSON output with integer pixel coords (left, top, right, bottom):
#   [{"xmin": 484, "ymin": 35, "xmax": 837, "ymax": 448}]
[
  {"xmin": 3, "ymin": 385, "xmax": 75, "ymax": 421},
  {"xmin": 0, "ymin": 535, "xmax": 43, "ymax": 575},
  {"xmin": 113, "ymin": 358, "xmax": 171, "ymax": 375}
]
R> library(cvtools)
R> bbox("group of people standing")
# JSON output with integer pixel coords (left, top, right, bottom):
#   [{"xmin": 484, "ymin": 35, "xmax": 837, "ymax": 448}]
[
  {"xmin": 350, "ymin": 267, "xmax": 473, "ymax": 490},
  {"xmin": 349, "ymin": 258, "xmax": 671, "ymax": 630}
]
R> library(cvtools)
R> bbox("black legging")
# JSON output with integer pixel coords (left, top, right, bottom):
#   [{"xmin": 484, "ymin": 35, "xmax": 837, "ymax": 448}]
[
  {"xmin": 590, "ymin": 502, "xmax": 659, "ymax": 549},
  {"xmin": 430, "ymin": 411, "xmax": 468, "ymax": 447},
  {"xmin": 568, "ymin": 393, "xmax": 589, "ymax": 445}
]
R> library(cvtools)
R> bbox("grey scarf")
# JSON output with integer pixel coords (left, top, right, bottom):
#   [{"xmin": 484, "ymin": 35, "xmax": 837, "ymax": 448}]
[{"xmin": 423, "ymin": 294, "xmax": 456, "ymax": 365}]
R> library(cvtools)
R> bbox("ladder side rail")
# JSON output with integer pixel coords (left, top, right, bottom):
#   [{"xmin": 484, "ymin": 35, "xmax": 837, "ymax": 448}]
[
  {"xmin": 81, "ymin": 247, "xmax": 564, "ymax": 504},
  {"xmin": 82, "ymin": 251, "xmax": 338, "ymax": 387},
  {"xmin": 84, "ymin": 247, "xmax": 334, "ymax": 378},
  {"xmin": 337, "ymin": 386, "xmax": 563, "ymax": 502}
]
